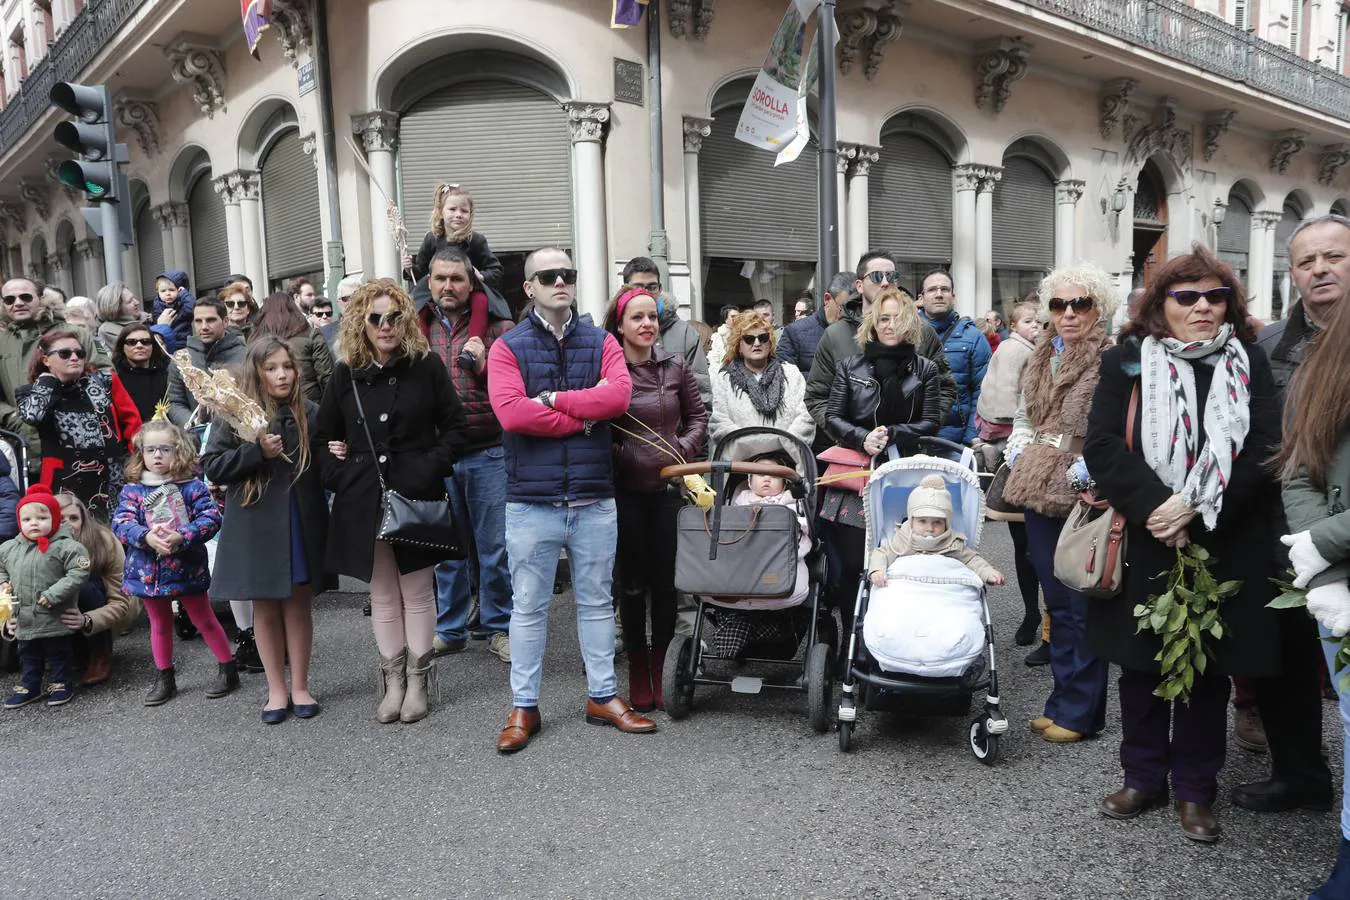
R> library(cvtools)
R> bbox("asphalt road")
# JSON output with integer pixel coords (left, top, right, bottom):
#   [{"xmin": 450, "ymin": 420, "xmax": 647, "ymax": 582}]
[{"xmin": 0, "ymin": 523, "xmax": 1340, "ymax": 899}]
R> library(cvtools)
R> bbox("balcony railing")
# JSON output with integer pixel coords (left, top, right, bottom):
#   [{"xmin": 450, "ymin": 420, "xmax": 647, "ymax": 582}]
[
  {"xmin": 0, "ymin": 0, "xmax": 145, "ymax": 152},
  {"xmin": 1023, "ymin": 0, "xmax": 1350, "ymax": 120}
]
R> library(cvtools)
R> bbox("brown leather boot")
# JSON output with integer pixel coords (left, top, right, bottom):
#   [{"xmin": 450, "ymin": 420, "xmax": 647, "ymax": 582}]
[
  {"xmin": 1176, "ymin": 801, "xmax": 1221, "ymax": 842},
  {"xmin": 81, "ymin": 643, "xmax": 112, "ymax": 687},
  {"xmin": 627, "ymin": 648, "xmax": 654, "ymax": 712},
  {"xmin": 1233, "ymin": 706, "xmax": 1268, "ymax": 753},
  {"xmin": 1100, "ymin": 787, "xmax": 1167, "ymax": 820}
]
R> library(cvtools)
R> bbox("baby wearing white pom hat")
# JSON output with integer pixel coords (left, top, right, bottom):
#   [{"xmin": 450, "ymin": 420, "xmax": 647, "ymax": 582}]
[{"xmin": 868, "ymin": 474, "xmax": 1004, "ymax": 588}]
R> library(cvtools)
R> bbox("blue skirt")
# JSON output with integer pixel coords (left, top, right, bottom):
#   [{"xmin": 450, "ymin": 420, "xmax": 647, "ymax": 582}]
[{"xmin": 290, "ymin": 492, "xmax": 310, "ymax": 586}]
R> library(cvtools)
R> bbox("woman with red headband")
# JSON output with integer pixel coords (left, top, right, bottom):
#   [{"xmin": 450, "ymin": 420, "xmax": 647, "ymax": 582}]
[{"xmin": 602, "ymin": 284, "xmax": 708, "ymax": 712}]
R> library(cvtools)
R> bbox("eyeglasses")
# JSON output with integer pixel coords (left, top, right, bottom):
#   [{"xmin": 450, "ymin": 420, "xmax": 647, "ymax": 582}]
[
  {"xmin": 47, "ymin": 347, "xmax": 88, "ymax": 361},
  {"xmin": 144, "ymin": 445, "xmax": 175, "ymax": 456},
  {"xmin": 1047, "ymin": 296, "xmax": 1096, "ymax": 314},
  {"xmin": 864, "ymin": 271, "xmax": 901, "ymax": 286},
  {"xmin": 123, "ymin": 338, "xmax": 154, "ymax": 348},
  {"xmin": 923, "ymin": 285, "xmax": 953, "ymax": 296},
  {"xmin": 367, "ymin": 311, "xmax": 403, "ymax": 329},
  {"xmin": 741, "ymin": 333, "xmax": 771, "ymax": 346},
  {"xmin": 311, "ymin": 309, "xmax": 333, "ymax": 319},
  {"xmin": 1167, "ymin": 286, "xmax": 1232, "ymax": 307},
  {"xmin": 629, "ymin": 280, "xmax": 661, "ymax": 293},
  {"xmin": 533, "ymin": 268, "xmax": 578, "ymax": 286},
  {"xmin": 2, "ymin": 292, "xmax": 34, "ymax": 305},
  {"xmin": 224, "ymin": 300, "xmax": 251, "ymax": 309}
]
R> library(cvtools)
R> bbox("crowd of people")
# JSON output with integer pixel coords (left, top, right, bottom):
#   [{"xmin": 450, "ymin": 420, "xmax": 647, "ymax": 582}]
[{"xmin": 2, "ymin": 181, "xmax": 1349, "ymax": 894}]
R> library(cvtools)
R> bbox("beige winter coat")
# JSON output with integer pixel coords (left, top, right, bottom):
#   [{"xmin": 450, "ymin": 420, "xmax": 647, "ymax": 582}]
[
  {"xmin": 975, "ymin": 332, "xmax": 1035, "ymax": 424},
  {"xmin": 868, "ymin": 521, "xmax": 1000, "ymax": 584}
]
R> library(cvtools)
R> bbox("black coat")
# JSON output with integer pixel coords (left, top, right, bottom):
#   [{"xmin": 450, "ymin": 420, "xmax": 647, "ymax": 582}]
[
  {"xmin": 114, "ymin": 360, "xmax": 170, "ymax": 422},
  {"xmin": 201, "ymin": 401, "xmax": 336, "ymax": 600},
  {"xmin": 1082, "ymin": 338, "xmax": 1284, "ymax": 678},
  {"xmin": 316, "ymin": 353, "xmax": 466, "ymax": 578}
]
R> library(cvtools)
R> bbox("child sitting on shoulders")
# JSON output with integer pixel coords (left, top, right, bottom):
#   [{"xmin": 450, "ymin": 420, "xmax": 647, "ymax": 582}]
[
  {"xmin": 406, "ymin": 183, "xmax": 503, "ymax": 287},
  {"xmin": 0, "ymin": 485, "xmax": 92, "ymax": 709},
  {"xmin": 868, "ymin": 475, "xmax": 1003, "ymax": 587}
]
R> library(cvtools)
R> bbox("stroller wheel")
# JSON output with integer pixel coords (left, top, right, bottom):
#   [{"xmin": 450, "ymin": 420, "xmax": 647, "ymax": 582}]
[
  {"xmin": 969, "ymin": 716, "xmax": 999, "ymax": 766},
  {"xmin": 805, "ymin": 643, "xmax": 833, "ymax": 734},
  {"xmin": 662, "ymin": 634, "xmax": 695, "ymax": 720},
  {"xmin": 838, "ymin": 719, "xmax": 853, "ymax": 753}
]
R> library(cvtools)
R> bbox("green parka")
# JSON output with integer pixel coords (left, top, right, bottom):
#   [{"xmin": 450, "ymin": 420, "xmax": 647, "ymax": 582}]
[{"xmin": 0, "ymin": 526, "xmax": 90, "ymax": 641}]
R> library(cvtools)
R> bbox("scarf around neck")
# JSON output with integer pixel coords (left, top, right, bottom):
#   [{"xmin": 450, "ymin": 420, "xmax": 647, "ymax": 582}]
[
  {"xmin": 1139, "ymin": 323, "xmax": 1251, "ymax": 530},
  {"xmin": 726, "ymin": 357, "xmax": 785, "ymax": 418}
]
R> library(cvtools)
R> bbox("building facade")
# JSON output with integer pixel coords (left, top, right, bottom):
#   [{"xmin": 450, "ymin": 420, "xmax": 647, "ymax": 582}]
[{"xmin": 0, "ymin": 0, "xmax": 1347, "ymax": 324}]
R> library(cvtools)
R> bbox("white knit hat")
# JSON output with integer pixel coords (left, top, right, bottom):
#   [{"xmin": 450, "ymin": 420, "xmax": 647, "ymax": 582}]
[{"xmin": 907, "ymin": 474, "xmax": 953, "ymax": 520}]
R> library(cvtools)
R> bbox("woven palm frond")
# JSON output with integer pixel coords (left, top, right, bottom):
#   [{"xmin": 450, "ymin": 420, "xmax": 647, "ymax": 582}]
[{"xmin": 172, "ymin": 350, "xmax": 269, "ymax": 442}]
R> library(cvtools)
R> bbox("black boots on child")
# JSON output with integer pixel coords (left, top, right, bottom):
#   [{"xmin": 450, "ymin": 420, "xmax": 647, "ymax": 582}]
[{"xmin": 144, "ymin": 661, "xmax": 239, "ymax": 706}]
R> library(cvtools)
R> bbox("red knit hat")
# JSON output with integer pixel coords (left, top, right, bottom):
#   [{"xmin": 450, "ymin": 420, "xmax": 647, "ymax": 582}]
[{"xmin": 18, "ymin": 484, "xmax": 62, "ymax": 552}]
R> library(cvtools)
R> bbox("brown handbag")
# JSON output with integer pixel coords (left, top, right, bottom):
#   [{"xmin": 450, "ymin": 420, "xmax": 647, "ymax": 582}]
[{"xmin": 1051, "ymin": 385, "xmax": 1138, "ymax": 598}]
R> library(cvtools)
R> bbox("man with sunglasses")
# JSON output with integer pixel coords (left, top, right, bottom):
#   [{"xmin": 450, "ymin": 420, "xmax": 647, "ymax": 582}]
[
  {"xmin": 307, "ymin": 297, "xmax": 334, "ymax": 331},
  {"xmin": 623, "ymin": 256, "xmax": 710, "ymax": 407},
  {"xmin": 487, "ymin": 246, "xmax": 655, "ymax": 753},
  {"xmin": 918, "ymin": 269, "xmax": 991, "ymax": 447},
  {"xmin": 0, "ymin": 277, "xmax": 109, "ymax": 476},
  {"xmin": 165, "ymin": 297, "xmax": 246, "ymax": 427}
]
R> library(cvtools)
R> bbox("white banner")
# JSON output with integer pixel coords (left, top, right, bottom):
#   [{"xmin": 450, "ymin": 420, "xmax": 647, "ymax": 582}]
[{"xmin": 734, "ymin": 0, "xmax": 812, "ymax": 152}]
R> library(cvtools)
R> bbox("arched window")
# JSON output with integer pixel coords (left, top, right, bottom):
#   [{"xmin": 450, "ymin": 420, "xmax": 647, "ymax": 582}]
[{"xmin": 992, "ymin": 152, "xmax": 1056, "ymax": 306}]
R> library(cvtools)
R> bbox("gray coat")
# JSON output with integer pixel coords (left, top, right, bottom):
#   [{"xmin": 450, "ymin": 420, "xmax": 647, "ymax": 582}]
[
  {"xmin": 200, "ymin": 401, "xmax": 333, "ymax": 600},
  {"xmin": 657, "ymin": 307, "xmax": 711, "ymax": 406}
]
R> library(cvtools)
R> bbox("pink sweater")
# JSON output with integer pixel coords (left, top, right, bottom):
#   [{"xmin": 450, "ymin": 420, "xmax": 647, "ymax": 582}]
[{"xmin": 487, "ymin": 330, "xmax": 632, "ymax": 437}]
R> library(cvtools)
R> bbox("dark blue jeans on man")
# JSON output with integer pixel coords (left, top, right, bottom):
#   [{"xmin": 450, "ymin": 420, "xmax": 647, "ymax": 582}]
[{"xmin": 434, "ymin": 446, "xmax": 512, "ymax": 643}]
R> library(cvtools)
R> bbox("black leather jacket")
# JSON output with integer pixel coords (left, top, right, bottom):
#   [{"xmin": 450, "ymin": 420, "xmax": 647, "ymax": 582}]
[{"xmin": 825, "ymin": 353, "xmax": 942, "ymax": 451}]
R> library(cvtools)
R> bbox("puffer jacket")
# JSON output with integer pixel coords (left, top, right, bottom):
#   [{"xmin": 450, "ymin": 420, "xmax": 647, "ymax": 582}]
[
  {"xmin": 614, "ymin": 348, "xmax": 708, "ymax": 494},
  {"xmin": 778, "ymin": 305, "xmax": 828, "ymax": 376},
  {"xmin": 975, "ymin": 331, "xmax": 1035, "ymax": 424},
  {"xmin": 657, "ymin": 306, "xmax": 711, "ymax": 406},
  {"xmin": 418, "ymin": 291, "xmax": 513, "ymax": 452},
  {"xmin": 111, "ymin": 478, "xmax": 221, "ymax": 598},
  {"xmin": 151, "ymin": 269, "xmax": 196, "ymax": 352},
  {"xmin": 824, "ymin": 352, "xmax": 942, "ymax": 452},
  {"xmin": 0, "ymin": 526, "xmax": 90, "ymax": 641},
  {"xmin": 923, "ymin": 311, "xmax": 991, "ymax": 445}
]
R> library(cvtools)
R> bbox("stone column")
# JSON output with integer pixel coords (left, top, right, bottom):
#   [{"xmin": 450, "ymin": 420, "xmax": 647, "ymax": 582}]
[
  {"xmin": 846, "ymin": 145, "xmax": 879, "ymax": 275},
  {"xmin": 682, "ymin": 116, "xmax": 712, "ymax": 323},
  {"xmin": 1250, "ymin": 210, "xmax": 1281, "ymax": 321},
  {"xmin": 836, "ymin": 143, "xmax": 857, "ymax": 271},
  {"xmin": 168, "ymin": 203, "xmax": 192, "ymax": 284},
  {"xmin": 152, "ymin": 203, "xmax": 177, "ymax": 271},
  {"xmin": 1054, "ymin": 179, "xmax": 1085, "ymax": 269},
  {"xmin": 952, "ymin": 165, "xmax": 980, "ymax": 314},
  {"xmin": 233, "ymin": 171, "xmax": 265, "ymax": 292},
  {"xmin": 352, "ymin": 111, "xmax": 401, "ymax": 280},
  {"xmin": 565, "ymin": 102, "xmax": 612, "ymax": 323},
  {"xmin": 74, "ymin": 238, "xmax": 102, "ymax": 292},
  {"xmin": 214, "ymin": 174, "xmax": 246, "ymax": 278},
  {"xmin": 974, "ymin": 167, "xmax": 1003, "ymax": 318}
]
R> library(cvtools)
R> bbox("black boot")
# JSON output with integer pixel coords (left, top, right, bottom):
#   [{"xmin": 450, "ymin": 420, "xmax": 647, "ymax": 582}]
[
  {"xmin": 1024, "ymin": 642, "xmax": 1051, "ymax": 667},
  {"xmin": 206, "ymin": 660, "xmax": 240, "ymax": 699},
  {"xmin": 174, "ymin": 606, "xmax": 199, "ymax": 640},
  {"xmin": 144, "ymin": 667, "xmax": 177, "ymax": 706},
  {"xmin": 1014, "ymin": 613, "xmax": 1040, "ymax": 647},
  {"xmin": 233, "ymin": 628, "xmax": 264, "ymax": 673}
]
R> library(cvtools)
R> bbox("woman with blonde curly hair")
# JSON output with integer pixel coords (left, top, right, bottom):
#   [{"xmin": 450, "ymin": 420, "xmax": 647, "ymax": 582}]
[
  {"xmin": 317, "ymin": 280, "xmax": 467, "ymax": 724},
  {"xmin": 1002, "ymin": 262, "xmax": 1118, "ymax": 744}
]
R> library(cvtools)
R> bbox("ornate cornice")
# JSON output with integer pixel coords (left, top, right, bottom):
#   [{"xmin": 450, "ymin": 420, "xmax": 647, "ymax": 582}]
[
  {"xmin": 18, "ymin": 180, "xmax": 48, "ymax": 220},
  {"xmin": 565, "ymin": 102, "xmax": 611, "ymax": 144},
  {"xmin": 352, "ymin": 110, "xmax": 399, "ymax": 153},
  {"xmin": 1055, "ymin": 179, "xmax": 1086, "ymax": 205},
  {"xmin": 229, "ymin": 170, "xmax": 261, "ymax": 202},
  {"xmin": 1270, "ymin": 130, "xmax": 1306, "ymax": 175},
  {"xmin": 1126, "ymin": 98, "xmax": 1192, "ymax": 172},
  {"xmin": 213, "ymin": 173, "xmax": 240, "ymax": 204},
  {"xmin": 1318, "ymin": 144, "xmax": 1350, "ymax": 186},
  {"xmin": 1253, "ymin": 209, "xmax": 1283, "ymax": 230},
  {"xmin": 953, "ymin": 164, "xmax": 983, "ymax": 192},
  {"xmin": 668, "ymin": 0, "xmax": 714, "ymax": 39},
  {"xmin": 114, "ymin": 98, "xmax": 160, "ymax": 157},
  {"xmin": 0, "ymin": 203, "xmax": 26, "ymax": 236},
  {"xmin": 1201, "ymin": 109, "xmax": 1236, "ymax": 162},
  {"xmin": 851, "ymin": 144, "xmax": 880, "ymax": 177},
  {"xmin": 269, "ymin": 0, "xmax": 313, "ymax": 64},
  {"xmin": 1098, "ymin": 78, "xmax": 1136, "ymax": 140},
  {"xmin": 974, "ymin": 38, "xmax": 1032, "ymax": 112},
  {"xmin": 682, "ymin": 116, "xmax": 712, "ymax": 154},
  {"xmin": 166, "ymin": 40, "xmax": 226, "ymax": 118},
  {"xmin": 838, "ymin": 2, "xmax": 907, "ymax": 81}
]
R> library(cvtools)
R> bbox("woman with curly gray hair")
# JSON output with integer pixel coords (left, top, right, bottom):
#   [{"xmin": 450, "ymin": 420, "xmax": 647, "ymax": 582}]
[{"xmin": 1001, "ymin": 263, "xmax": 1118, "ymax": 745}]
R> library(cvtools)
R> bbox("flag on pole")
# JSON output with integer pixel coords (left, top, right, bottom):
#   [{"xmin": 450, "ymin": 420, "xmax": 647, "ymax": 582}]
[
  {"xmin": 612, "ymin": 0, "xmax": 649, "ymax": 28},
  {"xmin": 242, "ymin": 0, "xmax": 273, "ymax": 58}
]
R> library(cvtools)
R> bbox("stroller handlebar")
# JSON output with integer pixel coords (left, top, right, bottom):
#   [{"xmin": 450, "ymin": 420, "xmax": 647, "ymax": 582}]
[{"xmin": 659, "ymin": 460, "xmax": 801, "ymax": 482}]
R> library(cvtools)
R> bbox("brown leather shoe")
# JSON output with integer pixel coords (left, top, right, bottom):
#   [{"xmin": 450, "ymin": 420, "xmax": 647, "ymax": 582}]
[
  {"xmin": 81, "ymin": 646, "xmax": 112, "ymax": 687},
  {"xmin": 496, "ymin": 706, "xmax": 541, "ymax": 754},
  {"xmin": 1176, "ymin": 800, "xmax": 1221, "ymax": 842},
  {"xmin": 585, "ymin": 696, "xmax": 657, "ymax": 733},
  {"xmin": 1233, "ymin": 706, "xmax": 1268, "ymax": 754},
  {"xmin": 1099, "ymin": 787, "xmax": 1167, "ymax": 820}
]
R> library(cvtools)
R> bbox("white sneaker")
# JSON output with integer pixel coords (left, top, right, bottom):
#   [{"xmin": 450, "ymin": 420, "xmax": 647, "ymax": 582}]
[{"xmin": 488, "ymin": 632, "xmax": 511, "ymax": 663}]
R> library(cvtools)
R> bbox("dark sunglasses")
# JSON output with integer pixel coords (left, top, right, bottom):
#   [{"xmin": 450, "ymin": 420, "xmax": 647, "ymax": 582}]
[
  {"xmin": 123, "ymin": 337, "xmax": 154, "ymax": 348},
  {"xmin": 367, "ymin": 311, "xmax": 403, "ymax": 329},
  {"xmin": 741, "ymin": 333, "xmax": 771, "ymax": 346},
  {"xmin": 533, "ymin": 268, "xmax": 578, "ymax": 286},
  {"xmin": 47, "ymin": 347, "xmax": 88, "ymax": 361},
  {"xmin": 865, "ymin": 271, "xmax": 901, "ymax": 286},
  {"xmin": 2, "ymin": 292, "xmax": 34, "ymax": 305},
  {"xmin": 223, "ymin": 299, "xmax": 251, "ymax": 309},
  {"xmin": 1167, "ymin": 286, "xmax": 1232, "ymax": 307},
  {"xmin": 311, "ymin": 309, "xmax": 333, "ymax": 318},
  {"xmin": 1047, "ymin": 296, "xmax": 1095, "ymax": 314}
]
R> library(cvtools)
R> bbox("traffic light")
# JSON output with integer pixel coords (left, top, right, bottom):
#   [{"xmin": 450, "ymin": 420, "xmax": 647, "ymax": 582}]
[{"xmin": 49, "ymin": 81, "xmax": 132, "ymax": 281}]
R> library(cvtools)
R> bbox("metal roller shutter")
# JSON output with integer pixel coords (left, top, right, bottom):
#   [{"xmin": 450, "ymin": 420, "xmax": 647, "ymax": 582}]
[
  {"xmin": 870, "ymin": 133, "xmax": 953, "ymax": 263},
  {"xmin": 398, "ymin": 81, "xmax": 571, "ymax": 252},
  {"xmin": 699, "ymin": 110, "xmax": 818, "ymax": 261},
  {"xmin": 70, "ymin": 237, "xmax": 88, "ymax": 298},
  {"xmin": 992, "ymin": 156, "xmax": 1055, "ymax": 270},
  {"xmin": 1218, "ymin": 193, "xmax": 1251, "ymax": 275},
  {"xmin": 134, "ymin": 201, "xmax": 164, "ymax": 301},
  {"xmin": 1274, "ymin": 204, "xmax": 1300, "ymax": 268},
  {"xmin": 261, "ymin": 129, "xmax": 323, "ymax": 280},
  {"xmin": 189, "ymin": 172, "xmax": 230, "ymax": 293}
]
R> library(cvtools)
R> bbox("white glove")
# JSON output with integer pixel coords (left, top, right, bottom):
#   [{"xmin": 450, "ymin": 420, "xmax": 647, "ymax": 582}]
[
  {"xmin": 1282, "ymin": 531, "xmax": 1333, "ymax": 589},
  {"xmin": 1306, "ymin": 581, "xmax": 1350, "ymax": 637}
]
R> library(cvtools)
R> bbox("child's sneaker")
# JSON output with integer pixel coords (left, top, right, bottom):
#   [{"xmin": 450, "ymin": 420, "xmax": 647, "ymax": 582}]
[
  {"xmin": 3, "ymin": 686, "xmax": 44, "ymax": 709},
  {"xmin": 46, "ymin": 683, "xmax": 74, "ymax": 706}
]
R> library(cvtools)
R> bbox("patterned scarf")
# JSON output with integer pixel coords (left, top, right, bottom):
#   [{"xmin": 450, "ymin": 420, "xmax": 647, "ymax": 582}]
[
  {"xmin": 725, "ymin": 357, "xmax": 785, "ymax": 418},
  {"xmin": 1139, "ymin": 323, "xmax": 1251, "ymax": 530}
]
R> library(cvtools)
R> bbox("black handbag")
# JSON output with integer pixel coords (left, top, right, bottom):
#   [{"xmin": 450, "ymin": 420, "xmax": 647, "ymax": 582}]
[
  {"xmin": 350, "ymin": 377, "xmax": 464, "ymax": 557},
  {"xmin": 984, "ymin": 462, "xmax": 1024, "ymax": 522}
]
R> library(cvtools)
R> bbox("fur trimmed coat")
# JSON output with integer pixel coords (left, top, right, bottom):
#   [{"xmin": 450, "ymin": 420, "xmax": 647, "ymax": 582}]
[{"xmin": 1002, "ymin": 325, "xmax": 1109, "ymax": 518}]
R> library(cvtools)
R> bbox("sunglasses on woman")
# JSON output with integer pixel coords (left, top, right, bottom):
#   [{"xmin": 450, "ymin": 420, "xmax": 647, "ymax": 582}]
[
  {"xmin": 1047, "ymin": 296, "xmax": 1095, "ymax": 313},
  {"xmin": 224, "ymin": 299, "xmax": 251, "ymax": 309},
  {"xmin": 47, "ymin": 347, "xmax": 87, "ymax": 360},
  {"xmin": 123, "ymin": 337, "xmax": 154, "ymax": 348},
  {"xmin": 367, "ymin": 311, "xmax": 403, "ymax": 329},
  {"xmin": 1166, "ymin": 286, "xmax": 1231, "ymax": 307},
  {"xmin": 741, "ymin": 333, "xmax": 771, "ymax": 346}
]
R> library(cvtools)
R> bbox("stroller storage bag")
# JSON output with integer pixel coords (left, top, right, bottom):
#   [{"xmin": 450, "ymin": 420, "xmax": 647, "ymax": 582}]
[
  {"xmin": 863, "ymin": 555, "xmax": 985, "ymax": 678},
  {"xmin": 675, "ymin": 503, "xmax": 799, "ymax": 603}
]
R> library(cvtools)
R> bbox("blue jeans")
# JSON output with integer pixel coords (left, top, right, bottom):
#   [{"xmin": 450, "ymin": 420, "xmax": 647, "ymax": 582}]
[
  {"xmin": 434, "ymin": 447, "xmax": 512, "ymax": 642},
  {"xmin": 505, "ymin": 499, "xmax": 619, "ymax": 707},
  {"xmin": 1320, "ymin": 622, "xmax": 1350, "ymax": 839}
]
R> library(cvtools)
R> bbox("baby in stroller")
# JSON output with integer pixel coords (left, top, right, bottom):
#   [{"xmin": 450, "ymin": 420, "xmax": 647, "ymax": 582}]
[
  {"xmin": 867, "ymin": 475, "xmax": 1004, "ymax": 588},
  {"xmin": 709, "ymin": 464, "xmax": 811, "ymax": 660}
]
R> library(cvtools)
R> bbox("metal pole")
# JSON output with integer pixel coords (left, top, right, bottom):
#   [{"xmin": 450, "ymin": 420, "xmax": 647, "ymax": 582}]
[
  {"xmin": 647, "ymin": 0, "xmax": 671, "ymax": 286},
  {"xmin": 100, "ymin": 201, "xmax": 122, "ymax": 283},
  {"xmin": 817, "ymin": 0, "xmax": 840, "ymax": 288},
  {"xmin": 312, "ymin": 0, "xmax": 346, "ymax": 297}
]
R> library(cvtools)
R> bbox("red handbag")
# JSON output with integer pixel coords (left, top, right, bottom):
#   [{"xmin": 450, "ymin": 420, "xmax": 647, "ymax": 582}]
[{"xmin": 816, "ymin": 445, "xmax": 872, "ymax": 495}]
